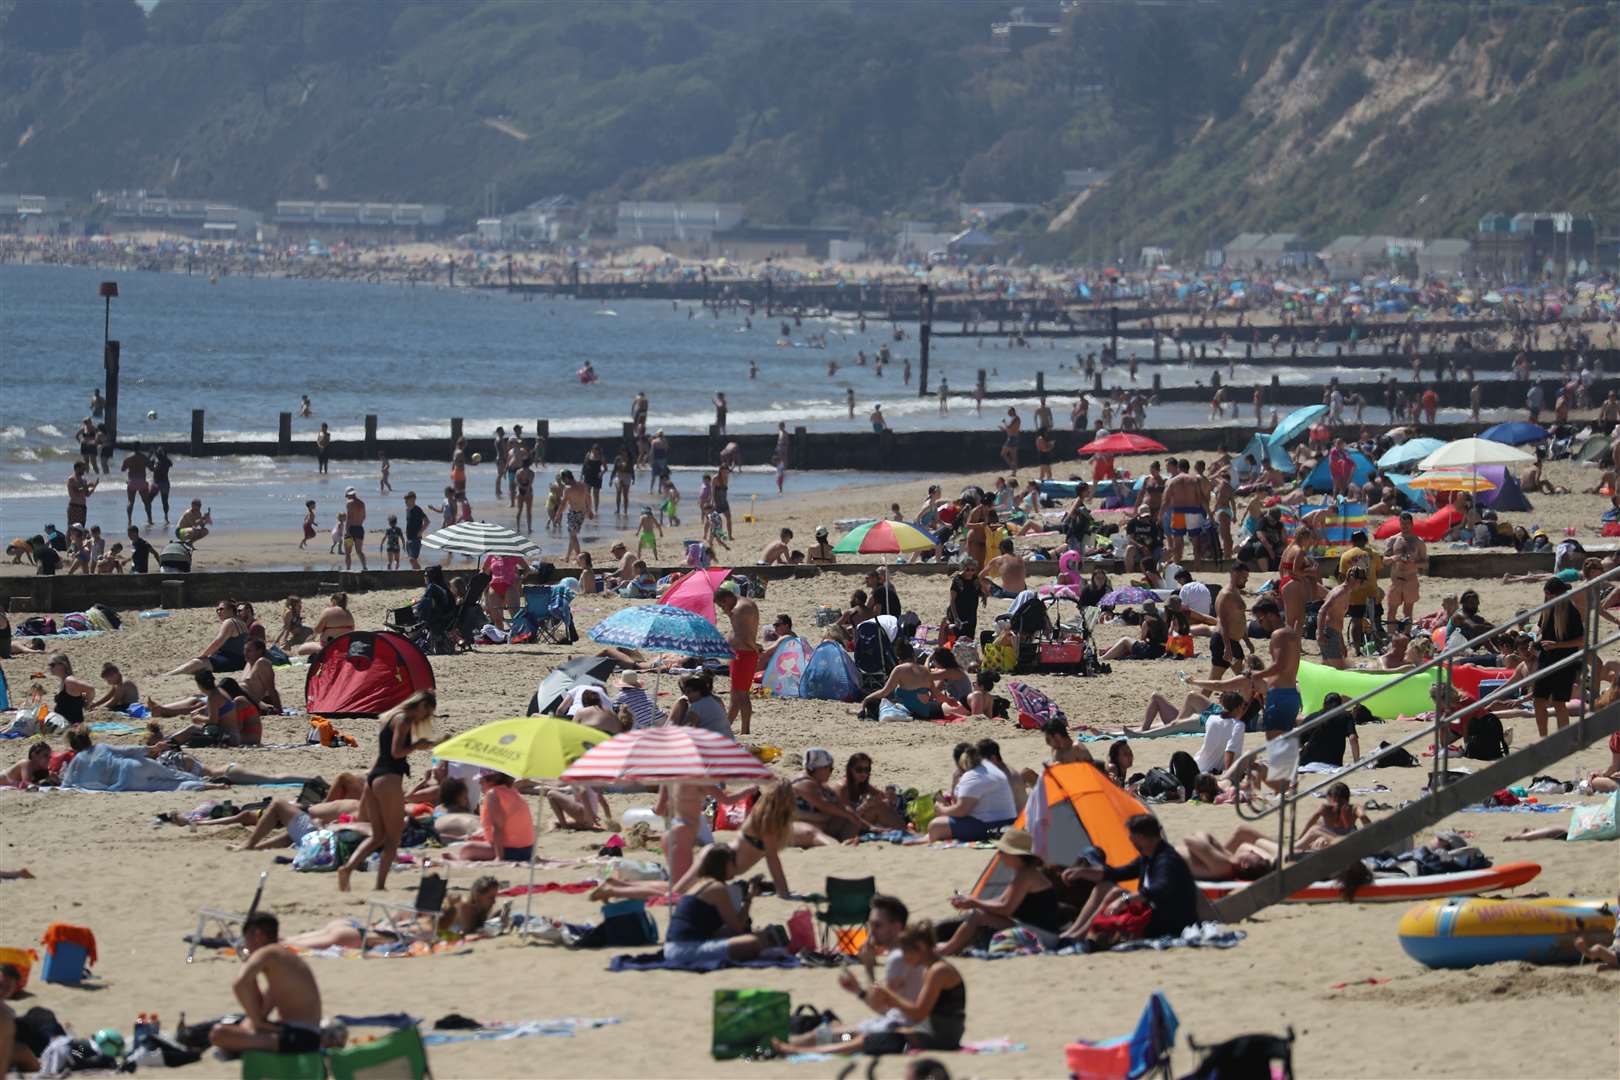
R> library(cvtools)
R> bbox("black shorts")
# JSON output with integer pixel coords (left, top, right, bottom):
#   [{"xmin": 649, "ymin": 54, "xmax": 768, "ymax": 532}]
[
  {"xmin": 346, "ymin": 524, "xmax": 364, "ymax": 541},
  {"xmin": 277, "ymin": 1023, "xmax": 322, "ymax": 1055},
  {"xmin": 1210, "ymin": 635, "xmax": 1244, "ymax": 670},
  {"xmin": 1130, "ymin": 641, "xmax": 1166, "ymax": 661},
  {"xmin": 1534, "ymin": 647, "xmax": 1580, "ymax": 701},
  {"xmin": 406, "ymin": 538, "xmax": 422, "ymax": 559}
]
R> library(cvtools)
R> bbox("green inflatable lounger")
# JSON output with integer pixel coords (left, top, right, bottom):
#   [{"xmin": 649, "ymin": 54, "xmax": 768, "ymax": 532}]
[{"xmin": 1296, "ymin": 660, "xmax": 1439, "ymax": 720}]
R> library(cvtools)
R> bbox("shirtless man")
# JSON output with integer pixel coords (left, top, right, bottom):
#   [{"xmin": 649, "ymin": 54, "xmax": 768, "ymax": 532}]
[
  {"xmin": 120, "ymin": 444, "xmax": 154, "ymax": 527},
  {"xmin": 343, "ymin": 488, "xmax": 368, "ymax": 571},
  {"xmin": 1315, "ymin": 568, "xmax": 1363, "ymax": 669},
  {"xmin": 176, "ymin": 499, "xmax": 211, "ymax": 543},
  {"xmin": 559, "ymin": 470, "xmax": 593, "ymax": 562},
  {"xmin": 1251, "ymin": 597, "xmax": 1303, "ymax": 790},
  {"xmin": 1383, "ymin": 512, "xmax": 1428, "ymax": 625},
  {"xmin": 1211, "ymin": 565, "xmax": 1250, "ymax": 678},
  {"xmin": 209, "ymin": 913, "xmax": 325, "ymax": 1057},
  {"xmin": 1210, "ymin": 471, "xmax": 1237, "ymax": 559},
  {"xmin": 760, "ymin": 528, "xmax": 794, "ymax": 565},
  {"xmin": 241, "ymin": 640, "xmax": 282, "ymax": 711},
  {"xmin": 984, "ymin": 538, "xmax": 1027, "ymax": 598},
  {"xmin": 66, "ymin": 461, "xmax": 97, "ymax": 530},
  {"xmin": 505, "ymin": 437, "xmax": 528, "ymax": 508},
  {"xmin": 1162, "ymin": 464, "xmax": 1205, "ymax": 564},
  {"xmin": 715, "ymin": 587, "xmax": 759, "ymax": 736},
  {"xmin": 963, "ymin": 500, "xmax": 991, "ymax": 568},
  {"xmin": 999, "ymin": 407, "xmax": 1022, "ymax": 475}
]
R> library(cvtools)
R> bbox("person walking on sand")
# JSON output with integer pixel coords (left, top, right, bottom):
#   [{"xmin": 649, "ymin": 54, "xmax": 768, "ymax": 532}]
[
  {"xmin": 343, "ymin": 488, "xmax": 368, "ymax": 572},
  {"xmin": 999, "ymin": 407, "xmax": 1022, "ymax": 475},
  {"xmin": 715, "ymin": 585, "xmax": 759, "ymax": 736},
  {"xmin": 300, "ymin": 500, "xmax": 317, "ymax": 550},
  {"xmin": 378, "ymin": 451, "xmax": 391, "ymax": 494},
  {"xmin": 314, "ymin": 423, "xmax": 331, "ymax": 475},
  {"xmin": 714, "ymin": 392, "xmax": 728, "ymax": 436},
  {"xmin": 560, "ymin": 470, "xmax": 593, "ymax": 563},
  {"xmin": 403, "ymin": 490, "xmax": 429, "ymax": 570},
  {"xmin": 338, "ymin": 691, "xmax": 437, "ymax": 892},
  {"xmin": 513, "ymin": 459, "xmax": 535, "ymax": 533},
  {"xmin": 206, "ymin": 913, "xmax": 324, "ymax": 1057}
]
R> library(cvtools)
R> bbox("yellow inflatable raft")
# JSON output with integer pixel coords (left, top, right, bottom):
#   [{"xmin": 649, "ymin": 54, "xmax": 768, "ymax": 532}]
[{"xmin": 1398, "ymin": 896, "xmax": 1615, "ymax": 969}]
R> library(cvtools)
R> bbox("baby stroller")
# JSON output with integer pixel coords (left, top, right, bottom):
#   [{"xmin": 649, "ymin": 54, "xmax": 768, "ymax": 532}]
[
  {"xmin": 1002, "ymin": 590, "xmax": 1052, "ymax": 673},
  {"xmin": 158, "ymin": 538, "xmax": 194, "ymax": 574},
  {"xmin": 852, "ymin": 616, "xmax": 898, "ymax": 692}
]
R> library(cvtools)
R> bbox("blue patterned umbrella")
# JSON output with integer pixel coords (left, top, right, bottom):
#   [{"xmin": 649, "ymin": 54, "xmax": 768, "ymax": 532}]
[
  {"xmin": 1099, "ymin": 586, "xmax": 1157, "ymax": 607},
  {"xmin": 588, "ymin": 604, "xmax": 735, "ymax": 659}
]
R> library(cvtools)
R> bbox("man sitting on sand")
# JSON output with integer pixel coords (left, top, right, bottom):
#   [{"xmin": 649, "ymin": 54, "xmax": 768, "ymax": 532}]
[
  {"xmin": 771, "ymin": 895, "xmax": 922, "ymax": 1053},
  {"xmin": 1059, "ymin": 814, "xmax": 1198, "ymax": 946},
  {"xmin": 209, "ymin": 913, "xmax": 325, "ymax": 1057}
]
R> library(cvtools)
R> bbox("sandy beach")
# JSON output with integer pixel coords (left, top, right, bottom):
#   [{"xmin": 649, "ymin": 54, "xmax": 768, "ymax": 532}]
[{"xmin": 4, "ymin": 453, "xmax": 1619, "ymax": 1079}]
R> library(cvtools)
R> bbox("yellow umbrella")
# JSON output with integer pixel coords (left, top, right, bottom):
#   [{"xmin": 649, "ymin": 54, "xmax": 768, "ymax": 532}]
[
  {"xmin": 1409, "ymin": 471, "xmax": 1497, "ymax": 493},
  {"xmin": 432, "ymin": 716, "xmax": 610, "ymax": 780}
]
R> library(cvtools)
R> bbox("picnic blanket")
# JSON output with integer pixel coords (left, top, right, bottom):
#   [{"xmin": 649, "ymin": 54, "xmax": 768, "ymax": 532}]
[
  {"xmin": 1109, "ymin": 922, "xmax": 1247, "ymax": 953},
  {"xmin": 422, "ymin": 1018, "xmax": 620, "ymax": 1046}
]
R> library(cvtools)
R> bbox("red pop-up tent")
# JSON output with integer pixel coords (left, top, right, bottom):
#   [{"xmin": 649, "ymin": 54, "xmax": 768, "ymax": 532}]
[{"xmin": 305, "ymin": 631, "xmax": 435, "ymax": 718}]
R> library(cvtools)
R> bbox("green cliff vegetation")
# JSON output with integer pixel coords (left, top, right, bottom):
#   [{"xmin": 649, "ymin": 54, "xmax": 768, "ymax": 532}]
[{"xmin": 0, "ymin": 0, "xmax": 1613, "ymax": 256}]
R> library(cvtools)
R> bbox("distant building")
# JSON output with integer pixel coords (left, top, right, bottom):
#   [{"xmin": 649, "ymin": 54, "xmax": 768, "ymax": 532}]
[
  {"xmin": 1472, "ymin": 212, "xmax": 1598, "ymax": 279},
  {"xmin": 947, "ymin": 227, "xmax": 998, "ymax": 257},
  {"xmin": 273, "ymin": 201, "xmax": 447, "ymax": 231},
  {"xmin": 615, "ymin": 202, "xmax": 744, "ymax": 246},
  {"xmin": 1222, "ymin": 232, "xmax": 1310, "ymax": 271},
  {"xmin": 1316, "ymin": 235, "xmax": 1417, "ymax": 280},
  {"xmin": 98, "ymin": 190, "xmax": 260, "ymax": 238},
  {"xmin": 895, "ymin": 222, "xmax": 955, "ymax": 260},
  {"xmin": 991, "ymin": 3, "xmax": 1063, "ymax": 50},
  {"xmin": 0, "ymin": 193, "xmax": 71, "ymax": 236},
  {"xmin": 1416, "ymin": 239, "xmax": 1471, "ymax": 278},
  {"xmin": 1061, "ymin": 169, "xmax": 1111, "ymax": 193},
  {"xmin": 828, "ymin": 238, "xmax": 867, "ymax": 263}
]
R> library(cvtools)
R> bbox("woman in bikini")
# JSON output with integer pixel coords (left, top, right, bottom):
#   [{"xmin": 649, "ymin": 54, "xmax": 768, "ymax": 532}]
[
  {"xmin": 148, "ymin": 670, "xmax": 244, "ymax": 746},
  {"xmin": 294, "ymin": 593, "xmax": 354, "ymax": 657},
  {"xmin": 162, "ymin": 600, "xmax": 250, "ymax": 675},
  {"xmin": 283, "ymin": 876, "xmax": 501, "ymax": 950},
  {"xmin": 1295, "ymin": 782, "xmax": 1369, "ymax": 851},
  {"xmin": 791, "ymin": 747, "xmax": 872, "ymax": 844},
  {"xmin": 837, "ymin": 752, "xmax": 907, "ymax": 830}
]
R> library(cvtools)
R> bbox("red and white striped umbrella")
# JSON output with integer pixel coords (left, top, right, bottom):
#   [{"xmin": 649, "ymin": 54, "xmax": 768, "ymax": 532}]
[{"xmin": 557, "ymin": 726, "xmax": 775, "ymax": 784}]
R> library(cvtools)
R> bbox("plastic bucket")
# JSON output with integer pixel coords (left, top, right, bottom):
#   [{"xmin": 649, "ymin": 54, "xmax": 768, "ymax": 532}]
[
  {"xmin": 41, "ymin": 941, "xmax": 88, "ymax": 985},
  {"xmin": 0, "ymin": 947, "xmax": 37, "ymax": 990}
]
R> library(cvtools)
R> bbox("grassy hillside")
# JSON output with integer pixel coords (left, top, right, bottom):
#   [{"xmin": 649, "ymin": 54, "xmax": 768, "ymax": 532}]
[{"xmin": 0, "ymin": 0, "xmax": 1614, "ymax": 255}]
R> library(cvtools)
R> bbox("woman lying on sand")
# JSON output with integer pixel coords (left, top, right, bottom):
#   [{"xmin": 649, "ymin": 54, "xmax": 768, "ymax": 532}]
[
  {"xmin": 1177, "ymin": 827, "xmax": 1279, "ymax": 881},
  {"xmin": 282, "ymin": 876, "xmax": 501, "ymax": 950}
]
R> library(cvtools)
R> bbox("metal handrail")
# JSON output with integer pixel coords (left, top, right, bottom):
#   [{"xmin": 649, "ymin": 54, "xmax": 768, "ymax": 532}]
[{"xmin": 1230, "ymin": 562, "xmax": 1620, "ymax": 855}]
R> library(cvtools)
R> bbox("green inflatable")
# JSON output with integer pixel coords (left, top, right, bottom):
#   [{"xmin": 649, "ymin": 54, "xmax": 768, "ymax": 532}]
[{"xmin": 1296, "ymin": 660, "xmax": 1439, "ymax": 720}]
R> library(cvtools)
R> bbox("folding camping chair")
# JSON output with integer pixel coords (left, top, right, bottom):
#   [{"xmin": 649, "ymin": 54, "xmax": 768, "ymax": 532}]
[
  {"xmin": 815, "ymin": 876, "xmax": 876, "ymax": 954},
  {"xmin": 513, "ymin": 584, "xmax": 577, "ymax": 645},
  {"xmin": 187, "ymin": 871, "xmax": 268, "ymax": 963},
  {"xmin": 1064, "ymin": 991, "xmax": 1178, "ymax": 1080},
  {"xmin": 241, "ymin": 1051, "xmax": 327, "ymax": 1080},
  {"xmin": 326, "ymin": 1025, "xmax": 432, "ymax": 1080},
  {"xmin": 361, "ymin": 874, "xmax": 448, "ymax": 955},
  {"xmin": 384, "ymin": 603, "xmax": 424, "ymax": 640}
]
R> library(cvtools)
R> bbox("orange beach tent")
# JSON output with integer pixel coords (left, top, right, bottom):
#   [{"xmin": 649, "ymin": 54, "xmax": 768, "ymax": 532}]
[{"xmin": 972, "ymin": 762, "xmax": 1147, "ymax": 896}]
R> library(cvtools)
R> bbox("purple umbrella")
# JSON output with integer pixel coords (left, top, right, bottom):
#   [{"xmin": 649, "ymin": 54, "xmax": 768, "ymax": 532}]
[
  {"xmin": 1099, "ymin": 586, "xmax": 1157, "ymax": 607},
  {"xmin": 1007, "ymin": 681, "xmax": 1067, "ymax": 730}
]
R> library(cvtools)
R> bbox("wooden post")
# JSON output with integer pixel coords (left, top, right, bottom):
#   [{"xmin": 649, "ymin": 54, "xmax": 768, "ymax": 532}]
[
  {"xmin": 278, "ymin": 412, "xmax": 292, "ymax": 453},
  {"xmin": 1245, "ymin": 343, "xmax": 1253, "ymax": 361},
  {"xmin": 1212, "ymin": 371, "xmax": 1222, "ymax": 389},
  {"xmin": 1108, "ymin": 305, "xmax": 1119, "ymax": 362},
  {"xmin": 1152, "ymin": 373, "xmax": 1162, "ymax": 392},
  {"xmin": 450, "ymin": 417, "xmax": 463, "ymax": 445},
  {"xmin": 794, "ymin": 426, "xmax": 807, "ymax": 471},
  {"xmin": 1199, "ymin": 343, "xmax": 1207, "ymax": 360},
  {"xmin": 1035, "ymin": 371, "xmax": 1045, "ymax": 397},
  {"xmin": 976, "ymin": 369, "xmax": 987, "ymax": 399},
  {"xmin": 1093, "ymin": 372, "xmax": 1104, "ymax": 393},
  {"xmin": 364, "ymin": 415, "xmax": 378, "ymax": 451},
  {"xmin": 103, "ymin": 340, "xmax": 120, "ymax": 447},
  {"xmin": 190, "ymin": 409, "xmax": 204, "ymax": 454},
  {"xmin": 917, "ymin": 283, "xmax": 933, "ymax": 396},
  {"xmin": 1270, "ymin": 374, "xmax": 1281, "ymax": 388}
]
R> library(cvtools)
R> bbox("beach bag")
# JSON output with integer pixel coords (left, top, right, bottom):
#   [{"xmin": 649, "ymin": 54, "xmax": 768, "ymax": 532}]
[
  {"xmin": 90, "ymin": 604, "xmax": 121, "ymax": 629},
  {"xmin": 1166, "ymin": 634, "xmax": 1194, "ymax": 659},
  {"xmin": 1372, "ymin": 741, "xmax": 1419, "ymax": 768},
  {"xmin": 789, "ymin": 1003, "xmax": 838, "ymax": 1036},
  {"xmin": 1566, "ymin": 790, "xmax": 1618, "ymax": 842},
  {"xmin": 981, "ymin": 636, "xmax": 1018, "ymax": 674},
  {"xmin": 987, "ymin": 925, "xmax": 1042, "ymax": 955},
  {"xmin": 61, "ymin": 613, "xmax": 91, "ymax": 633},
  {"xmin": 1089, "ymin": 896, "xmax": 1154, "ymax": 947},
  {"xmin": 711, "ymin": 790, "xmax": 757, "ymax": 833},
  {"xmin": 1461, "ymin": 712, "xmax": 1508, "ymax": 761},
  {"xmin": 711, "ymin": 989, "xmax": 790, "ymax": 1060},
  {"xmin": 786, "ymin": 909, "xmax": 817, "ymax": 954},
  {"xmin": 292, "ymin": 829, "xmax": 341, "ymax": 872},
  {"xmin": 907, "ymin": 792, "xmax": 937, "ymax": 833},
  {"xmin": 1136, "ymin": 767, "xmax": 1182, "ymax": 801}
]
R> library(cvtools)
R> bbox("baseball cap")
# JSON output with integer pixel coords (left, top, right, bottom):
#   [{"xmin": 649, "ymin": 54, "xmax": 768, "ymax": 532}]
[{"xmin": 804, "ymin": 747, "xmax": 834, "ymax": 771}]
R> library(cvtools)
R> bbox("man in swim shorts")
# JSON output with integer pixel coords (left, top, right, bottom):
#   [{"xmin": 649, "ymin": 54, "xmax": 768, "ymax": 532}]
[
  {"xmin": 559, "ymin": 470, "xmax": 593, "ymax": 562},
  {"xmin": 715, "ymin": 586, "xmax": 759, "ymax": 736},
  {"xmin": 343, "ymin": 488, "xmax": 368, "ymax": 572},
  {"xmin": 1162, "ymin": 464, "xmax": 1207, "ymax": 565},
  {"xmin": 1315, "ymin": 568, "xmax": 1361, "ymax": 668},
  {"xmin": 1250, "ymin": 598, "xmax": 1302, "ymax": 792},
  {"xmin": 1210, "ymin": 565, "xmax": 1250, "ymax": 678},
  {"xmin": 209, "ymin": 913, "xmax": 325, "ymax": 1056}
]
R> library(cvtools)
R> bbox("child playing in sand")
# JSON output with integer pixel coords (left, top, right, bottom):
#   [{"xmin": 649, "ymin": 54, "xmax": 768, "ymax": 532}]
[
  {"xmin": 1574, "ymin": 891, "xmax": 1620, "ymax": 969},
  {"xmin": 300, "ymin": 500, "xmax": 317, "ymax": 548},
  {"xmin": 381, "ymin": 514, "xmax": 405, "ymax": 570},
  {"xmin": 704, "ymin": 508, "xmax": 731, "ymax": 552},
  {"xmin": 660, "ymin": 477, "xmax": 681, "ymax": 526},
  {"xmin": 635, "ymin": 505, "xmax": 662, "ymax": 561},
  {"xmin": 92, "ymin": 663, "xmax": 139, "ymax": 710},
  {"xmin": 95, "ymin": 543, "xmax": 125, "ymax": 575},
  {"xmin": 329, "ymin": 511, "xmax": 346, "ymax": 554}
]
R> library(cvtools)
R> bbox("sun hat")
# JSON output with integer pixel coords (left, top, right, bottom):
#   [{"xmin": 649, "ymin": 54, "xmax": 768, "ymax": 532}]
[{"xmin": 994, "ymin": 828, "xmax": 1035, "ymax": 857}]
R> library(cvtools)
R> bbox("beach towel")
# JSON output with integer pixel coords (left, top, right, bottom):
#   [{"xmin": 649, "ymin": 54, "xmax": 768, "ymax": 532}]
[
  {"xmin": 608, "ymin": 951, "xmax": 801, "ymax": 973},
  {"xmin": 59, "ymin": 744, "xmax": 205, "ymax": 792},
  {"xmin": 498, "ymin": 880, "xmax": 599, "ymax": 897},
  {"xmin": 421, "ymin": 1018, "xmax": 620, "ymax": 1046},
  {"xmin": 1109, "ymin": 922, "xmax": 1247, "ymax": 952}
]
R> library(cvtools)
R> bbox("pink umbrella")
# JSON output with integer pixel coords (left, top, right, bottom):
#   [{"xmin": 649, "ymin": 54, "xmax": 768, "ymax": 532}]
[
  {"xmin": 658, "ymin": 567, "xmax": 733, "ymax": 623},
  {"xmin": 558, "ymin": 726, "xmax": 774, "ymax": 784}
]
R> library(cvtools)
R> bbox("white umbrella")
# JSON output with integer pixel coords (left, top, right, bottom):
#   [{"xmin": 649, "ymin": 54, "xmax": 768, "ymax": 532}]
[
  {"xmin": 420, "ymin": 520, "xmax": 542, "ymax": 559},
  {"xmin": 1417, "ymin": 438, "xmax": 1534, "ymax": 472}
]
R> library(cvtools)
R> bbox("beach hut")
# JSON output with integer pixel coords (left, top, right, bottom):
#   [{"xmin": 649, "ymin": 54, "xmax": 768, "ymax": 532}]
[{"xmin": 305, "ymin": 631, "xmax": 435, "ymax": 718}]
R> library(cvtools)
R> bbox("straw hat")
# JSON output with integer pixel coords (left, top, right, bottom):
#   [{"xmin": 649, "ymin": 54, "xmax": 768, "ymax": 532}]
[
  {"xmin": 614, "ymin": 671, "xmax": 644, "ymax": 690},
  {"xmin": 994, "ymin": 827, "xmax": 1035, "ymax": 857}
]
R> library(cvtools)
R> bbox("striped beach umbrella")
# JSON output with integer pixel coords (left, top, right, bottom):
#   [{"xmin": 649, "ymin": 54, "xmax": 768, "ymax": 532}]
[
  {"xmin": 832, "ymin": 519, "xmax": 938, "ymax": 555},
  {"xmin": 420, "ymin": 520, "xmax": 542, "ymax": 559},
  {"xmin": 558, "ymin": 726, "xmax": 775, "ymax": 784},
  {"xmin": 587, "ymin": 604, "xmax": 734, "ymax": 658}
]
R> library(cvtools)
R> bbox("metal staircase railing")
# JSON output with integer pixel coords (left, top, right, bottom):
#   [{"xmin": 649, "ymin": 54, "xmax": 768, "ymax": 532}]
[{"xmin": 1212, "ymin": 563, "xmax": 1620, "ymax": 922}]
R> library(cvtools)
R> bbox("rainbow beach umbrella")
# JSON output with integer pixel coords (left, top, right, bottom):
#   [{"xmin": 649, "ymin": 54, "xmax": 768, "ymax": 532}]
[{"xmin": 832, "ymin": 519, "xmax": 939, "ymax": 555}]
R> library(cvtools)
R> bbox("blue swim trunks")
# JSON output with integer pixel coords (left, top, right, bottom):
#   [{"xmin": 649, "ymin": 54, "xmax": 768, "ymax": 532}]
[{"xmin": 1263, "ymin": 687, "xmax": 1302, "ymax": 733}]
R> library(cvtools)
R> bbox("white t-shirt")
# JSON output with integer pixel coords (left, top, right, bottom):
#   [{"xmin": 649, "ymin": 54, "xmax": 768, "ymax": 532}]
[
  {"xmin": 1194, "ymin": 713, "xmax": 1246, "ymax": 774},
  {"xmin": 1178, "ymin": 580, "xmax": 1213, "ymax": 616},
  {"xmin": 954, "ymin": 763, "xmax": 1016, "ymax": 823},
  {"xmin": 857, "ymin": 952, "xmax": 926, "ymax": 1035}
]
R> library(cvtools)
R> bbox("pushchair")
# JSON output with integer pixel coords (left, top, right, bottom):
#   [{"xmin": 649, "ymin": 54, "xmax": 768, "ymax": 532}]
[{"xmin": 852, "ymin": 616, "xmax": 898, "ymax": 693}]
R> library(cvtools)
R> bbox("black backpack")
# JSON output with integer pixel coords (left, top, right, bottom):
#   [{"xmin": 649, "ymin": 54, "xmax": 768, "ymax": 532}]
[
  {"xmin": 1462, "ymin": 712, "xmax": 1509, "ymax": 761},
  {"xmin": 1137, "ymin": 767, "xmax": 1182, "ymax": 800}
]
